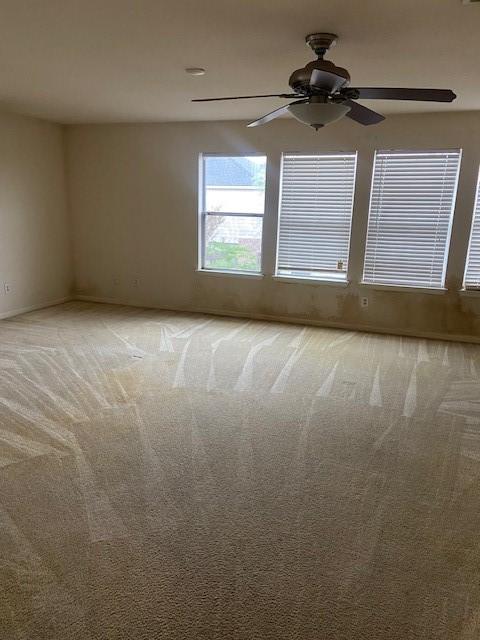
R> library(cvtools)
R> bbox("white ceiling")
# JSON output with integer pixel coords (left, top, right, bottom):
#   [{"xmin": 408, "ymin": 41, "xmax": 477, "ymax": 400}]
[{"xmin": 0, "ymin": 0, "xmax": 478, "ymax": 124}]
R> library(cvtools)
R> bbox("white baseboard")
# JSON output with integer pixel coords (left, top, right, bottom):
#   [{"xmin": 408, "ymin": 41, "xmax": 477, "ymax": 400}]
[
  {"xmin": 75, "ymin": 294, "xmax": 480, "ymax": 345},
  {"xmin": 0, "ymin": 296, "xmax": 72, "ymax": 320}
]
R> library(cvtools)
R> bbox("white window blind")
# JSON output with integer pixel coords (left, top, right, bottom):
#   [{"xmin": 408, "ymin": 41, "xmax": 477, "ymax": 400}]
[
  {"xmin": 362, "ymin": 149, "xmax": 461, "ymax": 289},
  {"xmin": 276, "ymin": 152, "xmax": 357, "ymax": 281},
  {"xmin": 464, "ymin": 170, "xmax": 480, "ymax": 290}
]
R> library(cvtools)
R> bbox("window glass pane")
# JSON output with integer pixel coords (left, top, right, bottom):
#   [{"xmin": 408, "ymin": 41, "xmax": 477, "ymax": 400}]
[
  {"xmin": 276, "ymin": 153, "xmax": 357, "ymax": 280},
  {"xmin": 363, "ymin": 150, "xmax": 461, "ymax": 289},
  {"xmin": 464, "ymin": 169, "xmax": 480, "ymax": 290},
  {"xmin": 204, "ymin": 214, "xmax": 262, "ymax": 272},
  {"xmin": 204, "ymin": 155, "xmax": 266, "ymax": 214}
]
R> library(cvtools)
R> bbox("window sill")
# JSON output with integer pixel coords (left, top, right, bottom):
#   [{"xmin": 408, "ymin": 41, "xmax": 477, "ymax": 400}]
[
  {"xmin": 196, "ymin": 268, "xmax": 264, "ymax": 280},
  {"xmin": 360, "ymin": 282, "xmax": 447, "ymax": 295},
  {"xmin": 272, "ymin": 275, "xmax": 350, "ymax": 287},
  {"xmin": 460, "ymin": 288, "xmax": 480, "ymax": 297}
]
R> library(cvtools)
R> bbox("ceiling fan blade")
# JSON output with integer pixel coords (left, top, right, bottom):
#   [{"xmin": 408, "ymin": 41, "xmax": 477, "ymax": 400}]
[
  {"xmin": 192, "ymin": 93, "xmax": 300, "ymax": 102},
  {"xmin": 352, "ymin": 88, "xmax": 456, "ymax": 102},
  {"xmin": 247, "ymin": 104, "xmax": 292, "ymax": 128},
  {"xmin": 344, "ymin": 100, "xmax": 385, "ymax": 126},
  {"xmin": 310, "ymin": 69, "xmax": 349, "ymax": 93}
]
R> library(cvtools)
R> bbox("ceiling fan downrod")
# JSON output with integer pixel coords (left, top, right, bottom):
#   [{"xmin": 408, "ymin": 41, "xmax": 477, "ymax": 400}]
[{"xmin": 305, "ymin": 33, "xmax": 338, "ymax": 59}]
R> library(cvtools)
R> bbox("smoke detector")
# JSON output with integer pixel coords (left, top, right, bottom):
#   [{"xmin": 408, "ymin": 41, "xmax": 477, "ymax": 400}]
[{"xmin": 185, "ymin": 67, "xmax": 206, "ymax": 76}]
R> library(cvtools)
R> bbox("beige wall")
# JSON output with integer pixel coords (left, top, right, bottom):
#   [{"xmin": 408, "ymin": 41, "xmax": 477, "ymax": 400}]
[
  {"xmin": 0, "ymin": 111, "xmax": 71, "ymax": 318},
  {"xmin": 66, "ymin": 113, "xmax": 480, "ymax": 341}
]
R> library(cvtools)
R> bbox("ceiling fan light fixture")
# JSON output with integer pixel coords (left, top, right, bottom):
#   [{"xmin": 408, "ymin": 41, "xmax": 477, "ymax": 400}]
[{"xmin": 287, "ymin": 101, "xmax": 351, "ymax": 129}]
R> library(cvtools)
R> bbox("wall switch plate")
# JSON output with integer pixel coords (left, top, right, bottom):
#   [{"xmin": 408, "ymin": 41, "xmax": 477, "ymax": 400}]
[
  {"xmin": 360, "ymin": 296, "xmax": 369, "ymax": 308},
  {"xmin": 4, "ymin": 282, "xmax": 12, "ymax": 294}
]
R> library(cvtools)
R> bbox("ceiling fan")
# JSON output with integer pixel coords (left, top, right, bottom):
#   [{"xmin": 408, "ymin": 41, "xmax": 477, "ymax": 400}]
[{"xmin": 192, "ymin": 33, "xmax": 456, "ymax": 130}]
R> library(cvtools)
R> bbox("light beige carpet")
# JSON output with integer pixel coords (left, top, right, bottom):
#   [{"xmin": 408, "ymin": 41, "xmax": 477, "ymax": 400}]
[{"xmin": 1, "ymin": 301, "xmax": 480, "ymax": 639}]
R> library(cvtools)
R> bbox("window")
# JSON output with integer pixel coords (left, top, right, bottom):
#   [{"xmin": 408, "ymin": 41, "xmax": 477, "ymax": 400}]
[
  {"xmin": 199, "ymin": 154, "xmax": 266, "ymax": 273},
  {"xmin": 464, "ymin": 169, "xmax": 480, "ymax": 290},
  {"xmin": 276, "ymin": 152, "xmax": 357, "ymax": 281},
  {"xmin": 362, "ymin": 149, "xmax": 461, "ymax": 289}
]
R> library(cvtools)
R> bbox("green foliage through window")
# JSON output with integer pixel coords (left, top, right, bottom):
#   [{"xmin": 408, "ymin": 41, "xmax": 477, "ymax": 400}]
[{"xmin": 205, "ymin": 241, "xmax": 259, "ymax": 271}]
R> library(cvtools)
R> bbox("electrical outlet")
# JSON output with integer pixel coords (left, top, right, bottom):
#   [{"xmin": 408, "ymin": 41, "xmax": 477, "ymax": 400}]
[
  {"xmin": 360, "ymin": 296, "xmax": 368, "ymax": 308},
  {"xmin": 4, "ymin": 282, "xmax": 12, "ymax": 294},
  {"xmin": 132, "ymin": 277, "xmax": 139, "ymax": 288}
]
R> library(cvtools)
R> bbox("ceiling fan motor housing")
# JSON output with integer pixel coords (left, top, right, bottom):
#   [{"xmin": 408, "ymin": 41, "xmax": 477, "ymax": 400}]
[{"xmin": 289, "ymin": 59, "xmax": 351, "ymax": 95}]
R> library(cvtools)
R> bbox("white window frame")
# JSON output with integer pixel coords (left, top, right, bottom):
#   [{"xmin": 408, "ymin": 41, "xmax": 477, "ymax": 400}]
[
  {"xmin": 198, "ymin": 152, "xmax": 266, "ymax": 276},
  {"xmin": 275, "ymin": 151, "xmax": 358, "ymax": 283},
  {"xmin": 463, "ymin": 167, "xmax": 480, "ymax": 291},
  {"xmin": 361, "ymin": 149, "xmax": 462, "ymax": 291}
]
